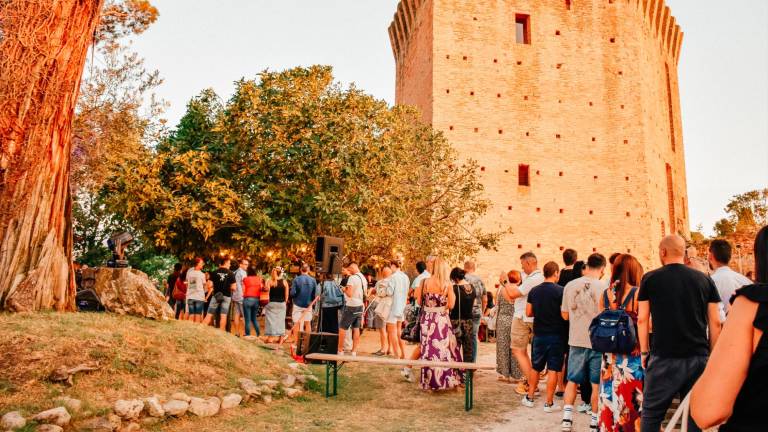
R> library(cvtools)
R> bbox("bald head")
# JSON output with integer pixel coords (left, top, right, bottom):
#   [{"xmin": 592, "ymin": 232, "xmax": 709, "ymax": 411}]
[{"xmin": 659, "ymin": 235, "xmax": 686, "ymax": 265}]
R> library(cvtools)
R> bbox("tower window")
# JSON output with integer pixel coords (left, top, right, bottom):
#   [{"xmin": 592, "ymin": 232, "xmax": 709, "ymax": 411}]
[
  {"xmin": 566, "ymin": 0, "xmax": 572, "ymax": 10},
  {"xmin": 518, "ymin": 164, "xmax": 530, "ymax": 186},
  {"xmin": 515, "ymin": 14, "xmax": 531, "ymax": 45}
]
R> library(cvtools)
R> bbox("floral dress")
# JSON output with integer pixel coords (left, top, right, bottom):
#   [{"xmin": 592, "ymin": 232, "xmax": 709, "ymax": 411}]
[
  {"xmin": 420, "ymin": 291, "xmax": 463, "ymax": 391},
  {"xmin": 496, "ymin": 293, "xmax": 523, "ymax": 380},
  {"xmin": 598, "ymin": 288, "xmax": 643, "ymax": 432}
]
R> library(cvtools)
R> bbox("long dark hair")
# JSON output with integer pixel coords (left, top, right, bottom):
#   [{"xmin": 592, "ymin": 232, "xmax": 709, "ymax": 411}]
[
  {"xmin": 610, "ymin": 254, "xmax": 644, "ymax": 305},
  {"xmin": 756, "ymin": 225, "xmax": 768, "ymax": 284}
]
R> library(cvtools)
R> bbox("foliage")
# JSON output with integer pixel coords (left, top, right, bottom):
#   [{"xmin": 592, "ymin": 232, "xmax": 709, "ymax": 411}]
[
  {"xmin": 713, "ymin": 188, "xmax": 768, "ymax": 237},
  {"xmin": 107, "ymin": 66, "xmax": 504, "ymax": 264}
]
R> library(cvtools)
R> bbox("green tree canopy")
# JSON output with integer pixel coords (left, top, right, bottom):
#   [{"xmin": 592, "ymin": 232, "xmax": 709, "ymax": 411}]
[
  {"xmin": 107, "ymin": 66, "xmax": 504, "ymax": 264},
  {"xmin": 713, "ymin": 188, "xmax": 768, "ymax": 237}
]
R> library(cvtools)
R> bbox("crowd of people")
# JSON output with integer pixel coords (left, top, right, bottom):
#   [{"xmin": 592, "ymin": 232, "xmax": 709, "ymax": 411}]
[{"xmin": 162, "ymin": 224, "xmax": 767, "ymax": 432}]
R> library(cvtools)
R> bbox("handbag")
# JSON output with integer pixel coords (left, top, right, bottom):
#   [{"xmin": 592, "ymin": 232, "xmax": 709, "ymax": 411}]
[
  {"xmin": 401, "ymin": 281, "xmax": 426, "ymax": 343},
  {"xmin": 589, "ymin": 286, "xmax": 638, "ymax": 354},
  {"xmin": 664, "ymin": 392, "xmax": 691, "ymax": 432},
  {"xmin": 374, "ymin": 296, "xmax": 392, "ymax": 320}
]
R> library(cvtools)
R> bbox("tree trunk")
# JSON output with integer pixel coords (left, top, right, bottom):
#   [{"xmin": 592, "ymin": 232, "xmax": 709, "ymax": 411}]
[{"xmin": 0, "ymin": 0, "xmax": 104, "ymax": 311}]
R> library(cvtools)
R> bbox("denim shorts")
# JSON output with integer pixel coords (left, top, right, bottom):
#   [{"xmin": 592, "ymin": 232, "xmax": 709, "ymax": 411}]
[
  {"xmin": 531, "ymin": 334, "xmax": 566, "ymax": 372},
  {"xmin": 231, "ymin": 300, "xmax": 244, "ymax": 318},
  {"xmin": 566, "ymin": 346, "xmax": 602, "ymax": 384},
  {"xmin": 207, "ymin": 295, "xmax": 231, "ymax": 316},
  {"xmin": 339, "ymin": 306, "xmax": 364, "ymax": 330},
  {"xmin": 187, "ymin": 299, "xmax": 205, "ymax": 315}
]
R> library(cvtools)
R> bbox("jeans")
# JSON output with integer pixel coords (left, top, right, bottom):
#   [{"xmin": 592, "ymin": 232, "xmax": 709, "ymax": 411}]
[
  {"xmin": 641, "ymin": 355, "xmax": 708, "ymax": 432},
  {"xmin": 174, "ymin": 299, "xmax": 185, "ymax": 319},
  {"xmin": 472, "ymin": 318, "xmax": 481, "ymax": 361},
  {"xmin": 243, "ymin": 297, "xmax": 260, "ymax": 336}
]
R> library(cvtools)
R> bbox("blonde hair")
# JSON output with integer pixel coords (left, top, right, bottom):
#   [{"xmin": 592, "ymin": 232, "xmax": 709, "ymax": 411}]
[{"xmin": 429, "ymin": 257, "xmax": 451, "ymax": 293}]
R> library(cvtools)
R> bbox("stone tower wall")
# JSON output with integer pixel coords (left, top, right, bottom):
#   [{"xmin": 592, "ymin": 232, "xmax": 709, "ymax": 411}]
[{"xmin": 389, "ymin": 0, "xmax": 689, "ymax": 279}]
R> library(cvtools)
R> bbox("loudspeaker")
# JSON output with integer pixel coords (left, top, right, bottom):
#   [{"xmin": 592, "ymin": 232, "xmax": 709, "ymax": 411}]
[
  {"xmin": 315, "ymin": 236, "xmax": 344, "ymax": 274},
  {"xmin": 297, "ymin": 331, "xmax": 339, "ymax": 361}
]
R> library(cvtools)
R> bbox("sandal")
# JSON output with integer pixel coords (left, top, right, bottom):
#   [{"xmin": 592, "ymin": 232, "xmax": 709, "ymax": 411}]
[{"xmin": 372, "ymin": 350, "xmax": 385, "ymax": 356}]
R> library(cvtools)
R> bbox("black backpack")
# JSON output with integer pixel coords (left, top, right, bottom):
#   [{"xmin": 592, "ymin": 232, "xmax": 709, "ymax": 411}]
[
  {"xmin": 589, "ymin": 287, "xmax": 638, "ymax": 354},
  {"xmin": 76, "ymin": 289, "xmax": 105, "ymax": 312}
]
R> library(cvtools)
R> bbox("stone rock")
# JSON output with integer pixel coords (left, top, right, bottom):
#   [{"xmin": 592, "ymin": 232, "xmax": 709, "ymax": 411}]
[
  {"xmin": 283, "ymin": 388, "xmax": 303, "ymax": 398},
  {"xmin": 288, "ymin": 363, "xmax": 300, "ymax": 370},
  {"xmin": 237, "ymin": 378, "xmax": 261, "ymax": 396},
  {"xmin": 220, "ymin": 393, "xmax": 242, "ymax": 410},
  {"xmin": 281, "ymin": 374, "xmax": 296, "ymax": 388},
  {"xmin": 170, "ymin": 392, "xmax": 191, "ymax": 403},
  {"xmin": 54, "ymin": 396, "xmax": 82, "ymax": 413},
  {"xmin": 33, "ymin": 407, "xmax": 71, "ymax": 426},
  {"xmin": 162, "ymin": 400, "xmax": 188, "ymax": 417},
  {"xmin": 123, "ymin": 423, "xmax": 141, "ymax": 432},
  {"xmin": 114, "ymin": 399, "xmax": 144, "ymax": 420},
  {"xmin": 259, "ymin": 380, "xmax": 279, "ymax": 389},
  {"xmin": 259, "ymin": 385, "xmax": 273, "ymax": 395},
  {"xmin": 261, "ymin": 394, "xmax": 272, "ymax": 404},
  {"xmin": 141, "ymin": 417, "xmax": 161, "ymax": 426},
  {"xmin": 1, "ymin": 411, "xmax": 26, "ymax": 430},
  {"xmin": 36, "ymin": 425, "xmax": 64, "ymax": 432},
  {"xmin": 77, "ymin": 416, "xmax": 119, "ymax": 432},
  {"xmin": 143, "ymin": 396, "xmax": 164, "ymax": 417},
  {"xmin": 188, "ymin": 397, "xmax": 220, "ymax": 417},
  {"xmin": 84, "ymin": 267, "xmax": 174, "ymax": 320},
  {"xmin": 107, "ymin": 414, "xmax": 122, "ymax": 428}
]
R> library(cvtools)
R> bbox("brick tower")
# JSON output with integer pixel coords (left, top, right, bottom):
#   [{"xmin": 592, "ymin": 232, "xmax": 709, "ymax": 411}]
[{"xmin": 388, "ymin": 0, "xmax": 690, "ymax": 276}]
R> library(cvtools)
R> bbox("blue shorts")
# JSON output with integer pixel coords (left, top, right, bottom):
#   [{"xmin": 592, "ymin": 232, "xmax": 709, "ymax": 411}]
[
  {"xmin": 566, "ymin": 346, "xmax": 601, "ymax": 385},
  {"xmin": 208, "ymin": 295, "xmax": 231, "ymax": 316},
  {"xmin": 531, "ymin": 334, "xmax": 566, "ymax": 372},
  {"xmin": 187, "ymin": 299, "xmax": 205, "ymax": 315}
]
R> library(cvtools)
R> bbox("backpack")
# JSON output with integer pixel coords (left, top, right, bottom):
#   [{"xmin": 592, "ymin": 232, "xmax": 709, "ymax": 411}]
[
  {"xmin": 589, "ymin": 287, "xmax": 638, "ymax": 354},
  {"xmin": 321, "ymin": 280, "xmax": 344, "ymax": 308}
]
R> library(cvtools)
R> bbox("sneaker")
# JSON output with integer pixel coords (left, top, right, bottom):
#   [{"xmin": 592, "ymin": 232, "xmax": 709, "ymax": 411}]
[
  {"xmin": 576, "ymin": 402, "xmax": 590, "ymax": 413},
  {"xmin": 555, "ymin": 391, "xmax": 565, "ymax": 399},
  {"xmin": 401, "ymin": 368, "xmax": 413, "ymax": 382},
  {"xmin": 544, "ymin": 403, "xmax": 561, "ymax": 413},
  {"xmin": 589, "ymin": 424, "xmax": 598, "ymax": 432},
  {"xmin": 561, "ymin": 418, "xmax": 573, "ymax": 432},
  {"xmin": 515, "ymin": 381, "xmax": 529, "ymax": 395},
  {"xmin": 521, "ymin": 395, "xmax": 535, "ymax": 408}
]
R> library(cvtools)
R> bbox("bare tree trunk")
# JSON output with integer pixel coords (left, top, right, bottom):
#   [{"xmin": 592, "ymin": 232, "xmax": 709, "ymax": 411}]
[{"xmin": 0, "ymin": 0, "xmax": 104, "ymax": 311}]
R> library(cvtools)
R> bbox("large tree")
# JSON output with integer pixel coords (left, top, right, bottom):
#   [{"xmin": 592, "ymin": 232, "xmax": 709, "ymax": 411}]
[{"xmin": 0, "ymin": 0, "xmax": 105, "ymax": 312}]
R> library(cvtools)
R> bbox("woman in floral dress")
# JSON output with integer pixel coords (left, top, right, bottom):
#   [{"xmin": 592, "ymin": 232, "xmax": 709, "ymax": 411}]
[
  {"xmin": 598, "ymin": 254, "xmax": 644, "ymax": 432},
  {"xmin": 496, "ymin": 270, "xmax": 524, "ymax": 382},
  {"xmin": 417, "ymin": 257, "xmax": 462, "ymax": 391}
]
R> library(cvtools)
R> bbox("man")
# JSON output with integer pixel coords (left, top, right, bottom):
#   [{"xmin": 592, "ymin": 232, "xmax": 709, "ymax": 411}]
[
  {"xmin": 389, "ymin": 260, "xmax": 410, "ymax": 359},
  {"xmin": 464, "ymin": 260, "xmax": 487, "ymax": 362},
  {"xmin": 338, "ymin": 262, "xmax": 367, "ymax": 356},
  {"xmin": 410, "ymin": 260, "xmax": 430, "ymax": 297},
  {"xmin": 166, "ymin": 263, "xmax": 182, "ymax": 306},
  {"xmin": 560, "ymin": 254, "xmax": 607, "ymax": 431},
  {"xmin": 232, "ymin": 259, "xmax": 249, "ymax": 337},
  {"xmin": 506, "ymin": 252, "xmax": 545, "ymax": 395},
  {"xmin": 558, "ymin": 249, "xmax": 579, "ymax": 287},
  {"xmin": 523, "ymin": 261, "xmax": 567, "ymax": 413},
  {"xmin": 638, "ymin": 235, "xmax": 722, "ymax": 432},
  {"xmin": 708, "ymin": 239, "xmax": 752, "ymax": 320},
  {"xmin": 203, "ymin": 257, "xmax": 236, "ymax": 330},
  {"xmin": 289, "ymin": 264, "xmax": 318, "ymax": 343},
  {"xmin": 185, "ymin": 258, "xmax": 207, "ymax": 324}
]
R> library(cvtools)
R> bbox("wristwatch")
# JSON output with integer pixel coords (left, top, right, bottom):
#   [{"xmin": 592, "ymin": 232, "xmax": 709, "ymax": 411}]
[{"xmin": 641, "ymin": 351, "xmax": 649, "ymax": 356}]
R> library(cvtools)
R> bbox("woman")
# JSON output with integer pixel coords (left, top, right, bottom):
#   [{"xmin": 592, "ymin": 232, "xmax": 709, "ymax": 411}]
[
  {"xmin": 496, "ymin": 270, "xmax": 524, "ymax": 383},
  {"xmin": 263, "ymin": 267, "xmax": 289, "ymax": 343},
  {"xmin": 242, "ymin": 266, "xmax": 263, "ymax": 337},
  {"xmin": 450, "ymin": 267, "xmax": 476, "ymax": 367},
  {"xmin": 417, "ymin": 257, "xmax": 462, "ymax": 391},
  {"xmin": 319, "ymin": 273, "xmax": 343, "ymax": 334},
  {"xmin": 691, "ymin": 225, "xmax": 768, "ymax": 431},
  {"xmin": 371, "ymin": 266, "xmax": 394, "ymax": 356},
  {"xmin": 172, "ymin": 266, "xmax": 188, "ymax": 320},
  {"xmin": 598, "ymin": 254, "xmax": 644, "ymax": 432}
]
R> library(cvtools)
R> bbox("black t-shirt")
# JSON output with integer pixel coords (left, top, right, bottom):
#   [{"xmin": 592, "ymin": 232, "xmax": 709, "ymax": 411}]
[
  {"xmin": 558, "ymin": 268, "xmax": 578, "ymax": 288},
  {"xmin": 638, "ymin": 263, "xmax": 721, "ymax": 358},
  {"xmin": 167, "ymin": 273, "xmax": 178, "ymax": 296},
  {"xmin": 450, "ymin": 283, "xmax": 477, "ymax": 320},
  {"xmin": 527, "ymin": 282, "xmax": 568, "ymax": 337},
  {"xmin": 210, "ymin": 268, "xmax": 236, "ymax": 297}
]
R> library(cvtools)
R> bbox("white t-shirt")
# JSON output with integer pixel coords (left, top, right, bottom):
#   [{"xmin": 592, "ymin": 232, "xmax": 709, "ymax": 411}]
[
  {"xmin": 411, "ymin": 271, "xmax": 430, "ymax": 289},
  {"xmin": 514, "ymin": 270, "xmax": 544, "ymax": 322},
  {"xmin": 390, "ymin": 270, "xmax": 410, "ymax": 316},
  {"xmin": 561, "ymin": 276, "xmax": 608, "ymax": 348},
  {"xmin": 711, "ymin": 266, "xmax": 752, "ymax": 320},
  {"xmin": 345, "ymin": 272, "xmax": 367, "ymax": 307},
  {"xmin": 186, "ymin": 268, "xmax": 207, "ymax": 301}
]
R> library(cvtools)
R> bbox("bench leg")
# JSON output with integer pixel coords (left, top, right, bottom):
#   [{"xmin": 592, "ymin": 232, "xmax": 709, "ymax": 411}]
[
  {"xmin": 465, "ymin": 370, "xmax": 474, "ymax": 411},
  {"xmin": 332, "ymin": 361, "xmax": 338, "ymax": 396},
  {"xmin": 324, "ymin": 361, "xmax": 339, "ymax": 398}
]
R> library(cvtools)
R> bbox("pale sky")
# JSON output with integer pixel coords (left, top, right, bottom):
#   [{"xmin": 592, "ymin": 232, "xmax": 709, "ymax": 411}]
[{"xmin": 131, "ymin": 0, "xmax": 768, "ymax": 236}]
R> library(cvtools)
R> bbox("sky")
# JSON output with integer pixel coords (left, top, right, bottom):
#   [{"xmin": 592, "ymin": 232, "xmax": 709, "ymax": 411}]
[{"xmin": 131, "ymin": 0, "xmax": 768, "ymax": 236}]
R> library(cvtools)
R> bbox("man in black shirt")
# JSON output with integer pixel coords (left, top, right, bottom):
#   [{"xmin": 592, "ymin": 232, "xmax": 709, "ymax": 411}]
[
  {"xmin": 638, "ymin": 235, "xmax": 721, "ymax": 432},
  {"xmin": 557, "ymin": 249, "xmax": 578, "ymax": 287},
  {"xmin": 203, "ymin": 257, "xmax": 236, "ymax": 331},
  {"xmin": 523, "ymin": 261, "xmax": 568, "ymax": 413}
]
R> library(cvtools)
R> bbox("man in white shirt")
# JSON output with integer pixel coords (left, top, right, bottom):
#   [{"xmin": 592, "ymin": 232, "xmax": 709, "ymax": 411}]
[
  {"xmin": 708, "ymin": 239, "xmax": 752, "ymax": 321},
  {"xmin": 337, "ymin": 263, "xmax": 367, "ymax": 356},
  {"xmin": 388, "ymin": 260, "xmax": 410, "ymax": 359},
  {"xmin": 503, "ymin": 252, "xmax": 545, "ymax": 395}
]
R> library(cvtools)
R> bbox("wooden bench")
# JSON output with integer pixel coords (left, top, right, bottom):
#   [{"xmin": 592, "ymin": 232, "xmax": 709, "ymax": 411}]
[{"xmin": 304, "ymin": 353, "xmax": 495, "ymax": 411}]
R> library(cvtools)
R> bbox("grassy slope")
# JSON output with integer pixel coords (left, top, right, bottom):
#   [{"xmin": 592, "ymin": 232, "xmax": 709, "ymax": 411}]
[{"xmin": 0, "ymin": 313, "xmax": 510, "ymax": 431}]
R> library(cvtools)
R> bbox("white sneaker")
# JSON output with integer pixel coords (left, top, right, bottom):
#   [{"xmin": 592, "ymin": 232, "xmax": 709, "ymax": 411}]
[
  {"xmin": 544, "ymin": 403, "xmax": 561, "ymax": 413},
  {"xmin": 561, "ymin": 418, "xmax": 573, "ymax": 432},
  {"xmin": 521, "ymin": 395, "xmax": 535, "ymax": 408},
  {"xmin": 576, "ymin": 402, "xmax": 590, "ymax": 413}
]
